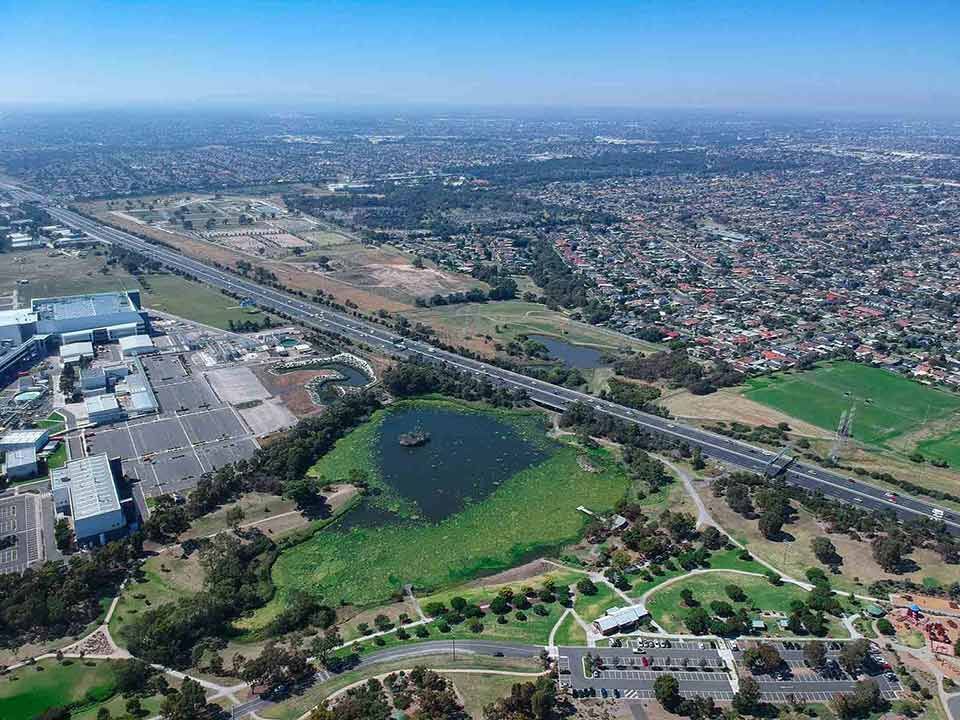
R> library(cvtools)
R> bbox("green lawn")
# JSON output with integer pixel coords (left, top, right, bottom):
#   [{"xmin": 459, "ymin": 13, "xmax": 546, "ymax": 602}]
[
  {"xmin": 645, "ymin": 571, "xmax": 846, "ymax": 637},
  {"xmin": 553, "ymin": 611, "xmax": 587, "ymax": 646},
  {"xmin": 110, "ymin": 554, "xmax": 204, "ymax": 649},
  {"xmin": 140, "ymin": 273, "xmax": 276, "ymax": 330},
  {"xmin": 0, "ymin": 659, "xmax": 117, "ymax": 720},
  {"xmin": 268, "ymin": 439, "xmax": 629, "ymax": 608},
  {"xmin": 917, "ymin": 429, "xmax": 960, "ymax": 467},
  {"xmin": 36, "ymin": 412, "xmax": 66, "ymax": 435},
  {"xmin": 406, "ymin": 300, "xmax": 661, "ymax": 354},
  {"xmin": 744, "ymin": 362, "xmax": 960, "ymax": 448},
  {"xmin": 573, "ymin": 581, "xmax": 621, "ymax": 621},
  {"xmin": 45, "ymin": 442, "xmax": 68, "ymax": 470},
  {"xmin": 417, "ymin": 568, "xmax": 585, "ymax": 612},
  {"xmin": 625, "ymin": 548, "xmax": 762, "ymax": 599}
]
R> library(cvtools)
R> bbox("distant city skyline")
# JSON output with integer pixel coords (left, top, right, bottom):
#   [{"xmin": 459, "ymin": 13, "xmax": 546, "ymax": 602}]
[{"xmin": 4, "ymin": 0, "xmax": 960, "ymax": 114}]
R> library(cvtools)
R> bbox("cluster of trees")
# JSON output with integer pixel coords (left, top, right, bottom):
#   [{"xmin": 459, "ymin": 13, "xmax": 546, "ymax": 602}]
[
  {"xmin": 0, "ymin": 537, "xmax": 140, "ymax": 650},
  {"xmin": 653, "ymin": 674, "xmax": 717, "ymax": 718},
  {"xmin": 601, "ymin": 377, "xmax": 666, "ymax": 415},
  {"xmin": 831, "ymin": 679, "xmax": 886, "ymax": 719},
  {"xmin": 420, "ymin": 580, "xmax": 570, "ymax": 634},
  {"xmin": 310, "ymin": 669, "xmax": 469, "ymax": 720},
  {"xmin": 227, "ymin": 315, "xmax": 274, "ymax": 333},
  {"xmin": 706, "ymin": 419, "xmax": 790, "ymax": 446},
  {"xmin": 467, "ymin": 148, "xmax": 787, "ymax": 186},
  {"xmin": 713, "ymin": 468, "xmax": 960, "ymax": 574},
  {"xmin": 526, "ymin": 241, "xmax": 597, "ymax": 314},
  {"xmin": 481, "ymin": 678, "xmax": 560, "ymax": 720},
  {"xmin": 615, "ymin": 349, "xmax": 742, "ymax": 395},
  {"xmin": 414, "ymin": 278, "xmax": 517, "ymax": 308},
  {"xmin": 383, "ymin": 361, "xmax": 529, "ymax": 408},
  {"xmin": 124, "ymin": 531, "xmax": 334, "ymax": 670}
]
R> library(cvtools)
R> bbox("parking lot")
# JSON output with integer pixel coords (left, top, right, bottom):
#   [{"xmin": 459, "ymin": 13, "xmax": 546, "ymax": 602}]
[
  {"xmin": 82, "ymin": 353, "xmax": 260, "ymax": 498},
  {"xmin": 0, "ymin": 494, "xmax": 42, "ymax": 574},
  {"xmin": 560, "ymin": 637, "xmax": 903, "ymax": 704}
]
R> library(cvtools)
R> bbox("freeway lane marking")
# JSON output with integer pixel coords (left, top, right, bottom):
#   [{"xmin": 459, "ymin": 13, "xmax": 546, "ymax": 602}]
[{"xmin": 45, "ymin": 204, "xmax": 958, "ymax": 531}]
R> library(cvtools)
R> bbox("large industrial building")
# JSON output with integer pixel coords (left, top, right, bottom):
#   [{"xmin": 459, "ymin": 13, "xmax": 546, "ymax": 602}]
[
  {"xmin": 0, "ymin": 290, "xmax": 147, "ymax": 350},
  {"xmin": 0, "ymin": 290, "xmax": 150, "ymax": 383},
  {"xmin": 50, "ymin": 453, "xmax": 128, "ymax": 546}
]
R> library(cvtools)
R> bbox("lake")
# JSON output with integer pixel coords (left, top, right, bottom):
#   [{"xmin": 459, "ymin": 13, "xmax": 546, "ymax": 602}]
[
  {"xmin": 528, "ymin": 334, "xmax": 608, "ymax": 369},
  {"xmin": 371, "ymin": 406, "xmax": 549, "ymax": 523}
]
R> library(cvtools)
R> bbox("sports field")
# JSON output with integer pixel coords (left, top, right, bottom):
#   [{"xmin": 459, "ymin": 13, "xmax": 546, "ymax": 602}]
[
  {"xmin": 744, "ymin": 362, "xmax": 960, "ymax": 449},
  {"xmin": 0, "ymin": 660, "xmax": 117, "ymax": 719}
]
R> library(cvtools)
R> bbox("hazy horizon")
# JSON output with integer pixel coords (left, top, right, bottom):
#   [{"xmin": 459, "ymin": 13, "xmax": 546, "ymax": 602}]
[{"xmin": 5, "ymin": 0, "xmax": 959, "ymax": 114}]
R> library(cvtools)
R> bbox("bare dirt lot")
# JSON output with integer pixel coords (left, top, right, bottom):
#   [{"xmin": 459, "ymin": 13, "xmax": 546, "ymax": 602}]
[{"xmin": 82, "ymin": 202, "xmax": 482, "ymax": 312}]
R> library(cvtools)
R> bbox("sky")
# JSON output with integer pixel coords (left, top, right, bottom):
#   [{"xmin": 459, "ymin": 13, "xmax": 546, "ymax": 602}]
[{"xmin": 3, "ymin": 0, "xmax": 959, "ymax": 113}]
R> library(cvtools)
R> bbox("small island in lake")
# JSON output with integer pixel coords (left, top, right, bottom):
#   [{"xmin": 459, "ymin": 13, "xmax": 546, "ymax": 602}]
[{"xmin": 398, "ymin": 426, "xmax": 431, "ymax": 447}]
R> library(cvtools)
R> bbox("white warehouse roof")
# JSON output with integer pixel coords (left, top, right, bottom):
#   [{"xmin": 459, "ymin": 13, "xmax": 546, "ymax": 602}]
[{"xmin": 50, "ymin": 453, "xmax": 121, "ymax": 522}]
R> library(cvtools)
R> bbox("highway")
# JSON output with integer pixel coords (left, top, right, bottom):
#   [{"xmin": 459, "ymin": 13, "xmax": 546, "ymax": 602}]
[{"xmin": 6, "ymin": 183, "xmax": 958, "ymax": 535}]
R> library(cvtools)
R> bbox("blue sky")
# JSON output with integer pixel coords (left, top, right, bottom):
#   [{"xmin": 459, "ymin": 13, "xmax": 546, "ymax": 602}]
[{"xmin": 3, "ymin": 0, "xmax": 958, "ymax": 112}]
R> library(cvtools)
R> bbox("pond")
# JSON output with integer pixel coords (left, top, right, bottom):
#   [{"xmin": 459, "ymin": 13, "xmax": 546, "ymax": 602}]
[
  {"xmin": 528, "ymin": 334, "xmax": 609, "ymax": 370},
  {"xmin": 368, "ymin": 406, "xmax": 549, "ymax": 524}
]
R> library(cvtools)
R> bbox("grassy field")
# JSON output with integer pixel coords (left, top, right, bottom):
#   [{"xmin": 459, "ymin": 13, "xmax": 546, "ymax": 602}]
[
  {"xmin": 553, "ymin": 611, "xmax": 587, "ymax": 646},
  {"xmin": 259, "ymin": 654, "xmax": 540, "ymax": 720},
  {"xmin": 406, "ymin": 300, "xmax": 661, "ymax": 358},
  {"xmin": 699, "ymin": 482, "xmax": 960, "ymax": 594},
  {"xmin": 417, "ymin": 568, "xmax": 585, "ymax": 611},
  {"xmin": 0, "ymin": 248, "xmax": 275, "ymax": 331},
  {"xmin": 573, "ymin": 581, "xmax": 621, "ymax": 621},
  {"xmin": 645, "ymin": 571, "xmax": 847, "ymax": 638},
  {"xmin": 917, "ymin": 430, "xmax": 960, "ymax": 467},
  {"xmin": 745, "ymin": 362, "xmax": 960, "ymax": 450},
  {"xmin": 139, "ymin": 273, "xmax": 276, "ymax": 330},
  {"xmin": 0, "ymin": 659, "xmax": 118, "ymax": 720},
  {"xmin": 109, "ymin": 552, "xmax": 205, "ymax": 648},
  {"xmin": 624, "ymin": 547, "xmax": 762, "ymax": 599},
  {"xmin": 445, "ymin": 673, "xmax": 530, "ymax": 720},
  {"xmin": 269, "ymin": 443, "xmax": 628, "ymax": 608}
]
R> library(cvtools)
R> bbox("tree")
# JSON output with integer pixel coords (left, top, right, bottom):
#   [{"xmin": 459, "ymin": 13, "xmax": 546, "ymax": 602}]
[
  {"xmin": 872, "ymin": 535, "xmax": 906, "ymax": 573},
  {"xmin": 803, "ymin": 640, "xmax": 827, "ymax": 669},
  {"xmin": 839, "ymin": 639, "xmax": 871, "ymax": 676},
  {"xmin": 310, "ymin": 629, "xmax": 342, "ymax": 669},
  {"xmin": 692, "ymin": 446, "xmax": 706, "ymax": 470},
  {"xmin": 743, "ymin": 643, "xmax": 782, "ymax": 674},
  {"xmin": 160, "ymin": 679, "xmax": 216, "ymax": 720},
  {"xmin": 811, "ymin": 536, "xmax": 840, "ymax": 566},
  {"xmin": 685, "ymin": 607, "xmax": 711, "ymax": 635},
  {"xmin": 876, "ymin": 618, "xmax": 895, "ymax": 636},
  {"xmin": 733, "ymin": 676, "xmax": 761, "ymax": 714},
  {"xmin": 758, "ymin": 509, "xmax": 784, "ymax": 540},
  {"xmin": 576, "ymin": 577, "xmax": 597, "ymax": 595},
  {"xmin": 225, "ymin": 505, "xmax": 245, "ymax": 529},
  {"xmin": 282, "ymin": 476, "xmax": 321, "ymax": 509},
  {"xmin": 726, "ymin": 483, "xmax": 753, "ymax": 515},
  {"xmin": 680, "ymin": 588, "xmax": 697, "ymax": 607},
  {"xmin": 654, "ymin": 674, "xmax": 681, "ymax": 711},
  {"xmin": 240, "ymin": 642, "xmax": 313, "ymax": 693},
  {"xmin": 97, "ymin": 709, "xmax": 112, "ymax": 720},
  {"xmin": 725, "ymin": 584, "xmax": 746, "ymax": 602},
  {"xmin": 125, "ymin": 697, "xmax": 143, "ymax": 717},
  {"xmin": 701, "ymin": 526, "xmax": 724, "ymax": 550},
  {"xmin": 54, "ymin": 518, "xmax": 73, "ymax": 553}
]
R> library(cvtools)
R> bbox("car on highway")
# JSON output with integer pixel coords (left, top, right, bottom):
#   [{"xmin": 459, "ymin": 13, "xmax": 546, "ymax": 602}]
[{"xmin": 885, "ymin": 492, "xmax": 897, "ymax": 501}]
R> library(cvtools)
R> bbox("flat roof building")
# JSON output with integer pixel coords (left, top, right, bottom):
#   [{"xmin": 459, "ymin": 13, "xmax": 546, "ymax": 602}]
[
  {"xmin": 592, "ymin": 605, "xmax": 650, "ymax": 635},
  {"xmin": 60, "ymin": 341, "xmax": 94, "ymax": 365},
  {"xmin": 119, "ymin": 334, "xmax": 155, "ymax": 357},
  {"xmin": 0, "ymin": 428, "xmax": 50, "ymax": 452},
  {"xmin": 5, "ymin": 446, "xmax": 38, "ymax": 479},
  {"xmin": 32, "ymin": 290, "xmax": 146, "ymax": 342},
  {"xmin": 85, "ymin": 394, "xmax": 124, "ymax": 425},
  {"xmin": 50, "ymin": 453, "xmax": 126, "ymax": 545}
]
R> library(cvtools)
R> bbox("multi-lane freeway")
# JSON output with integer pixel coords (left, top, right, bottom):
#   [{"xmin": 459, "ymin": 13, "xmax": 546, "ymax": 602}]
[{"xmin": 5, "ymin": 183, "xmax": 958, "ymax": 535}]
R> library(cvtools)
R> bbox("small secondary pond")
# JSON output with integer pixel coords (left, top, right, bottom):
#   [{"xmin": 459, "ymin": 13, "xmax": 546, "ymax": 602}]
[
  {"xmin": 528, "ymin": 334, "xmax": 608, "ymax": 370},
  {"xmin": 370, "ymin": 406, "xmax": 549, "ymax": 524}
]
